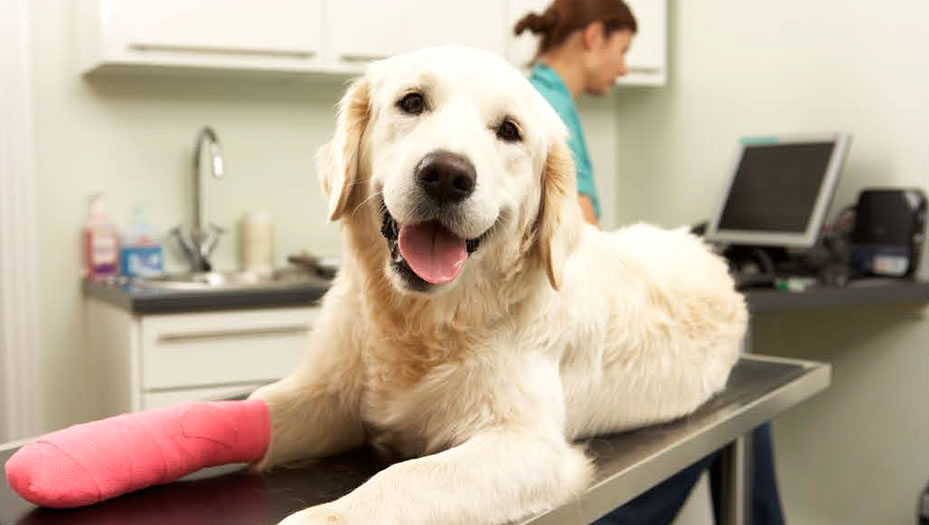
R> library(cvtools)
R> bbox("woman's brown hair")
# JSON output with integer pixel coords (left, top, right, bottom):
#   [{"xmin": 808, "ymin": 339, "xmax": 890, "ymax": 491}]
[{"xmin": 514, "ymin": 0, "xmax": 637, "ymax": 59}]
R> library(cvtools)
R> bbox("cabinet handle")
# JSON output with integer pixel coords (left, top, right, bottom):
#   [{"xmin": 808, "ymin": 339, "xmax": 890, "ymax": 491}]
[
  {"xmin": 627, "ymin": 65, "xmax": 662, "ymax": 74},
  {"xmin": 157, "ymin": 325, "xmax": 309, "ymax": 343},
  {"xmin": 129, "ymin": 42, "xmax": 316, "ymax": 59},
  {"xmin": 339, "ymin": 53, "xmax": 391, "ymax": 63}
]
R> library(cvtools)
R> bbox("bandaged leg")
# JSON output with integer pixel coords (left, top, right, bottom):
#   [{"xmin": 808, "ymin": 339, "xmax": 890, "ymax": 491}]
[{"xmin": 4, "ymin": 399, "xmax": 269, "ymax": 508}]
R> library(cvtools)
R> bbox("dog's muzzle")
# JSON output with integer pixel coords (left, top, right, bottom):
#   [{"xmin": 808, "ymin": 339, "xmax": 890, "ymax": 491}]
[{"xmin": 380, "ymin": 209, "xmax": 483, "ymax": 291}]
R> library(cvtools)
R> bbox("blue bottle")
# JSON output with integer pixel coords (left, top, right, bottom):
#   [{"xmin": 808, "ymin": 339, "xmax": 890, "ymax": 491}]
[{"xmin": 120, "ymin": 206, "xmax": 164, "ymax": 278}]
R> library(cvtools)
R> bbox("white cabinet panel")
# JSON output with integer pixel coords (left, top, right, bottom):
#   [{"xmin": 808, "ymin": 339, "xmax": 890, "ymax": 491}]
[
  {"xmin": 141, "ymin": 308, "xmax": 315, "ymax": 390},
  {"xmin": 620, "ymin": 0, "xmax": 666, "ymax": 85},
  {"xmin": 114, "ymin": 0, "xmax": 320, "ymax": 57},
  {"xmin": 86, "ymin": 297, "xmax": 317, "ymax": 417},
  {"xmin": 80, "ymin": 0, "xmax": 324, "ymax": 73},
  {"xmin": 327, "ymin": 0, "xmax": 507, "ymax": 71},
  {"xmin": 143, "ymin": 383, "xmax": 264, "ymax": 410}
]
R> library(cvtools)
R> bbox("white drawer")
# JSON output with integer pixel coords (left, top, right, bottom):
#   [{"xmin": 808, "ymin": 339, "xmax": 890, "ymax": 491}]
[
  {"xmin": 140, "ymin": 307, "xmax": 317, "ymax": 390},
  {"xmin": 142, "ymin": 383, "xmax": 266, "ymax": 410}
]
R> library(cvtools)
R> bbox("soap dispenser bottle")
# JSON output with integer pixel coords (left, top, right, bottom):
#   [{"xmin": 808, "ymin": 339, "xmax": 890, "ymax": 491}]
[
  {"xmin": 120, "ymin": 205, "xmax": 164, "ymax": 278},
  {"xmin": 83, "ymin": 191, "xmax": 120, "ymax": 278}
]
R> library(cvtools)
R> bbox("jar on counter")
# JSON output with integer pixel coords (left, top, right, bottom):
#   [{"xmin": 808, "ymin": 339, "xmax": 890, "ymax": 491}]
[{"xmin": 241, "ymin": 211, "xmax": 274, "ymax": 275}]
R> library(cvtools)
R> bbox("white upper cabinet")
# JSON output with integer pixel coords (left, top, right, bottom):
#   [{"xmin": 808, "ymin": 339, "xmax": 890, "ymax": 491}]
[
  {"xmin": 620, "ymin": 0, "xmax": 667, "ymax": 85},
  {"xmin": 77, "ymin": 0, "xmax": 666, "ymax": 86},
  {"xmin": 326, "ymin": 0, "xmax": 507, "ymax": 73},
  {"xmin": 505, "ymin": 0, "xmax": 550, "ymax": 72},
  {"xmin": 78, "ymin": 0, "xmax": 325, "ymax": 74},
  {"xmin": 505, "ymin": 0, "xmax": 667, "ymax": 86}
]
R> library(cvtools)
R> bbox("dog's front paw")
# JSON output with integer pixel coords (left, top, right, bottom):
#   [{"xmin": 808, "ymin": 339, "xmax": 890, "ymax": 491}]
[{"xmin": 278, "ymin": 503, "xmax": 348, "ymax": 525}]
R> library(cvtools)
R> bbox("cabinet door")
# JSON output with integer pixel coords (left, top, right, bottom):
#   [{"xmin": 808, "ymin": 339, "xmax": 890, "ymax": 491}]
[
  {"xmin": 327, "ymin": 0, "xmax": 507, "ymax": 71},
  {"xmin": 619, "ymin": 0, "xmax": 666, "ymax": 85},
  {"xmin": 140, "ymin": 307, "xmax": 318, "ymax": 390},
  {"xmin": 87, "ymin": 0, "xmax": 324, "ymax": 72}
]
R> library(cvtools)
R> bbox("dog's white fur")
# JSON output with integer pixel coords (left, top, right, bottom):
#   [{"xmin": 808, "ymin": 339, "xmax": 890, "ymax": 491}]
[{"xmin": 250, "ymin": 46, "xmax": 748, "ymax": 525}]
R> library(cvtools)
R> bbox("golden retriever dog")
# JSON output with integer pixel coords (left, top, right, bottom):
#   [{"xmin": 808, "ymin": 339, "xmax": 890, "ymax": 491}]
[{"xmin": 250, "ymin": 45, "xmax": 748, "ymax": 525}]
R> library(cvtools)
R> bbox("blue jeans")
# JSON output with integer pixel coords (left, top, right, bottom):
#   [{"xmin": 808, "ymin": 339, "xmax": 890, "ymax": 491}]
[{"xmin": 593, "ymin": 424, "xmax": 784, "ymax": 525}]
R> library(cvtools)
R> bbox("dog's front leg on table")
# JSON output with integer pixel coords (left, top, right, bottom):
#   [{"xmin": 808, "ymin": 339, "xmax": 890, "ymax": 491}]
[
  {"xmin": 279, "ymin": 354, "xmax": 593, "ymax": 525},
  {"xmin": 248, "ymin": 294, "xmax": 366, "ymax": 470},
  {"xmin": 279, "ymin": 428, "xmax": 592, "ymax": 525}
]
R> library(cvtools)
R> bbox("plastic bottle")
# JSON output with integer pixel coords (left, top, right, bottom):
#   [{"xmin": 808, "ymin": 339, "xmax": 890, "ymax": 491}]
[
  {"xmin": 83, "ymin": 192, "xmax": 120, "ymax": 279},
  {"xmin": 119, "ymin": 205, "xmax": 164, "ymax": 278}
]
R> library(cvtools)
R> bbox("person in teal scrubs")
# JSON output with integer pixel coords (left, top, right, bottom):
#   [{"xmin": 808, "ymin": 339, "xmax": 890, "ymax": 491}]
[
  {"xmin": 515, "ymin": 3, "xmax": 788, "ymax": 525},
  {"xmin": 515, "ymin": 0, "xmax": 636, "ymax": 226}
]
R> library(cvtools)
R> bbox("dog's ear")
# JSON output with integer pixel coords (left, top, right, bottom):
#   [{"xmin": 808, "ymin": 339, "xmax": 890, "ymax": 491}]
[
  {"xmin": 537, "ymin": 139, "xmax": 583, "ymax": 290},
  {"xmin": 317, "ymin": 77, "xmax": 371, "ymax": 222}
]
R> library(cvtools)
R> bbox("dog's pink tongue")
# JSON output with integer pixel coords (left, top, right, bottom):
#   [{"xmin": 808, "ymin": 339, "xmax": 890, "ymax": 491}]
[{"xmin": 398, "ymin": 222, "xmax": 467, "ymax": 285}]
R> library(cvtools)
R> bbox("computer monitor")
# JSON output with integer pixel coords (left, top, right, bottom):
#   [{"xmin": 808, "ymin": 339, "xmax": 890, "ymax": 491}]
[{"xmin": 704, "ymin": 132, "xmax": 852, "ymax": 248}]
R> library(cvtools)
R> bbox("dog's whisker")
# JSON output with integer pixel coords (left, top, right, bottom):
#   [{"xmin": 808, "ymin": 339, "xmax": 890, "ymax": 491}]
[{"xmin": 353, "ymin": 190, "xmax": 384, "ymax": 217}]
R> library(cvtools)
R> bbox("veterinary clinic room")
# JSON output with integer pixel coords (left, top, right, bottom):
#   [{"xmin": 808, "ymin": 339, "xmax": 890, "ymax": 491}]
[{"xmin": 2, "ymin": 0, "xmax": 929, "ymax": 524}]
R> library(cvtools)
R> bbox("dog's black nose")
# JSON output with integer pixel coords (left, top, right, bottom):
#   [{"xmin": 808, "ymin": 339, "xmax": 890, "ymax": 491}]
[{"xmin": 415, "ymin": 151, "xmax": 476, "ymax": 204}]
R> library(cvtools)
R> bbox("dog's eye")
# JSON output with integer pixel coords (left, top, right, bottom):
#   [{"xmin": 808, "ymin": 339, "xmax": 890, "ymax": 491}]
[
  {"xmin": 397, "ymin": 92, "xmax": 426, "ymax": 115},
  {"xmin": 496, "ymin": 120, "xmax": 521, "ymax": 142}
]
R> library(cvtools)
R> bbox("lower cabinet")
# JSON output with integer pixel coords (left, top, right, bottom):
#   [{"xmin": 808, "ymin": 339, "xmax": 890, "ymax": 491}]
[{"xmin": 86, "ymin": 298, "xmax": 317, "ymax": 416}]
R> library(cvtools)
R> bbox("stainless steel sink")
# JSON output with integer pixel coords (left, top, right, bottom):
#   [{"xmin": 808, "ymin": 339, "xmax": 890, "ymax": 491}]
[{"xmin": 133, "ymin": 268, "xmax": 330, "ymax": 291}]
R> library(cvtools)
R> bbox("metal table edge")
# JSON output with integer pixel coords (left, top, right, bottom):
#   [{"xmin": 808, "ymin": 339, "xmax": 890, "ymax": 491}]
[{"xmin": 521, "ymin": 355, "xmax": 831, "ymax": 525}]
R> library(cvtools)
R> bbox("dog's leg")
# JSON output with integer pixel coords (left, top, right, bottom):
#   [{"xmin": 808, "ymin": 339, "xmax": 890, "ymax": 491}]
[
  {"xmin": 249, "ymin": 287, "xmax": 366, "ymax": 470},
  {"xmin": 277, "ymin": 353, "xmax": 594, "ymax": 525},
  {"xmin": 279, "ymin": 429, "xmax": 592, "ymax": 525}
]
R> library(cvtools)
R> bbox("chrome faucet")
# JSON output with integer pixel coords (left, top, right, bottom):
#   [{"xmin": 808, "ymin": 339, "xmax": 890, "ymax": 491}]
[{"xmin": 172, "ymin": 126, "xmax": 225, "ymax": 272}]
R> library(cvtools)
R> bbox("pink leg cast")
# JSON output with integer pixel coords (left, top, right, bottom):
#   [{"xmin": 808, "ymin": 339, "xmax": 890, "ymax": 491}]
[{"xmin": 4, "ymin": 399, "xmax": 270, "ymax": 508}]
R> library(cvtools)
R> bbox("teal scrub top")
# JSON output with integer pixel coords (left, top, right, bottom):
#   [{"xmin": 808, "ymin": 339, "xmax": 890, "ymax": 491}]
[{"xmin": 528, "ymin": 63, "xmax": 601, "ymax": 219}]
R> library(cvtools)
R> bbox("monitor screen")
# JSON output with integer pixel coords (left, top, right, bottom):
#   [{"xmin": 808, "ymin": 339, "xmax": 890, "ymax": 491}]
[
  {"xmin": 705, "ymin": 133, "xmax": 851, "ymax": 248},
  {"xmin": 717, "ymin": 142, "xmax": 835, "ymax": 233}
]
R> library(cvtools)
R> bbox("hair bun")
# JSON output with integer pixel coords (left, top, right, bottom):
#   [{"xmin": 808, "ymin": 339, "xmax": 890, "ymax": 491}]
[
  {"xmin": 514, "ymin": 8, "xmax": 559, "ymax": 36},
  {"xmin": 540, "ymin": 7, "xmax": 559, "ymax": 29}
]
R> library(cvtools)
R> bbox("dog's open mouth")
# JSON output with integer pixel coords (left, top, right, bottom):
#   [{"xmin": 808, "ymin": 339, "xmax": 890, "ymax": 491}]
[{"xmin": 381, "ymin": 210, "xmax": 483, "ymax": 287}]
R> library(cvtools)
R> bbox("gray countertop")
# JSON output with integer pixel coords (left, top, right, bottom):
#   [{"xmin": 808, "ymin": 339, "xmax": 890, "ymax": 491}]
[
  {"xmin": 83, "ymin": 273, "xmax": 929, "ymax": 316},
  {"xmin": 746, "ymin": 278, "xmax": 929, "ymax": 314},
  {"xmin": 82, "ymin": 275, "xmax": 331, "ymax": 314}
]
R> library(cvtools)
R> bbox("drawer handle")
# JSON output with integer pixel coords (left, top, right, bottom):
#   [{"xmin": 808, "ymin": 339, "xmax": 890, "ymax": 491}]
[
  {"xmin": 340, "ymin": 53, "xmax": 391, "ymax": 63},
  {"xmin": 626, "ymin": 65, "xmax": 662, "ymax": 74},
  {"xmin": 146, "ymin": 380, "xmax": 269, "ymax": 394},
  {"xmin": 129, "ymin": 42, "xmax": 317, "ymax": 59},
  {"xmin": 157, "ymin": 325, "xmax": 309, "ymax": 343}
]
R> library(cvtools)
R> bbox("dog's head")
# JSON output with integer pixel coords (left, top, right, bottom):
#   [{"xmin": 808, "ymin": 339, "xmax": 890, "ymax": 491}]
[{"xmin": 319, "ymin": 46, "xmax": 582, "ymax": 295}]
